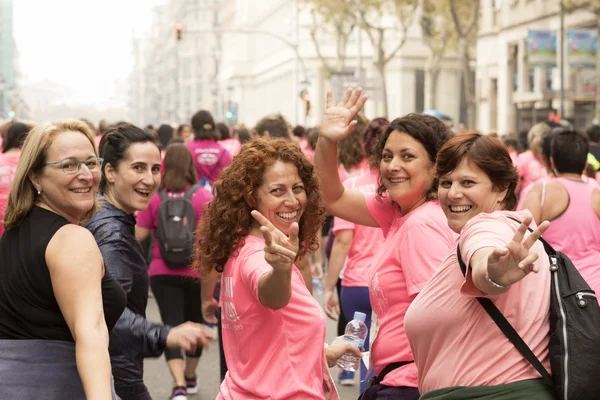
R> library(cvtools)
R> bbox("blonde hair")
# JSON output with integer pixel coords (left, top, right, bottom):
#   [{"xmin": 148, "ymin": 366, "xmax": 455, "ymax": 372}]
[{"xmin": 4, "ymin": 120, "xmax": 98, "ymax": 229}]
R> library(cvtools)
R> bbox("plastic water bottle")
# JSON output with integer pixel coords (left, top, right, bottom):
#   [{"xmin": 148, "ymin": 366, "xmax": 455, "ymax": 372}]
[
  {"xmin": 312, "ymin": 278, "xmax": 324, "ymax": 295},
  {"xmin": 337, "ymin": 311, "xmax": 368, "ymax": 371}
]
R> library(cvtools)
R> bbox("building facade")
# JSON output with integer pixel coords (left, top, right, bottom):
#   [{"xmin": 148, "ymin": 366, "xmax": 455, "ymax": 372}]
[
  {"xmin": 130, "ymin": 0, "xmax": 222, "ymax": 126},
  {"xmin": 477, "ymin": 0, "xmax": 598, "ymax": 134},
  {"xmin": 216, "ymin": 0, "xmax": 464, "ymax": 127},
  {"xmin": 0, "ymin": 0, "xmax": 17, "ymax": 120}
]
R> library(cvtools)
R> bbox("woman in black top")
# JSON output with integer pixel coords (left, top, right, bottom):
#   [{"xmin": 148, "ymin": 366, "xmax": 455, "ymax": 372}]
[
  {"xmin": 85, "ymin": 123, "xmax": 208, "ymax": 400},
  {"xmin": 0, "ymin": 120, "xmax": 126, "ymax": 399}
]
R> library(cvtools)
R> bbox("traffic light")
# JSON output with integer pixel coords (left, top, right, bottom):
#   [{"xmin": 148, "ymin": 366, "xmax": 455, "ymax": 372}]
[{"xmin": 175, "ymin": 23, "xmax": 183, "ymax": 41}]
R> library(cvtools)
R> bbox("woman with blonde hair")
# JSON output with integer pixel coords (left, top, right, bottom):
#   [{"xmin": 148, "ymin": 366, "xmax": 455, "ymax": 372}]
[{"xmin": 0, "ymin": 120, "xmax": 126, "ymax": 399}]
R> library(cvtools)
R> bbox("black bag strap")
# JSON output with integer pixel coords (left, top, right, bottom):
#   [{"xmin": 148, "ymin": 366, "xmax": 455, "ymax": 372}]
[
  {"xmin": 158, "ymin": 189, "xmax": 170, "ymax": 202},
  {"xmin": 366, "ymin": 361, "xmax": 414, "ymax": 388},
  {"xmin": 183, "ymin": 183, "xmax": 202, "ymax": 201},
  {"xmin": 456, "ymin": 244, "xmax": 553, "ymax": 386}
]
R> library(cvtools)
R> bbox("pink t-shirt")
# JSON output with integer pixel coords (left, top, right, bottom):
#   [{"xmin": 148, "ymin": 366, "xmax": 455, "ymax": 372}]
[
  {"xmin": 185, "ymin": 140, "xmax": 232, "ymax": 184},
  {"xmin": 517, "ymin": 151, "xmax": 547, "ymax": 192},
  {"xmin": 405, "ymin": 210, "xmax": 551, "ymax": 394},
  {"xmin": 0, "ymin": 152, "xmax": 20, "ymax": 236},
  {"xmin": 219, "ymin": 138, "xmax": 242, "ymax": 157},
  {"xmin": 136, "ymin": 186, "xmax": 212, "ymax": 278},
  {"xmin": 333, "ymin": 171, "xmax": 383, "ymax": 287},
  {"xmin": 298, "ymin": 138, "xmax": 315, "ymax": 162},
  {"xmin": 541, "ymin": 177, "xmax": 600, "ymax": 297},
  {"xmin": 337, "ymin": 159, "xmax": 370, "ymax": 182},
  {"xmin": 217, "ymin": 235, "xmax": 328, "ymax": 400},
  {"xmin": 364, "ymin": 198, "xmax": 457, "ymax": 388}
]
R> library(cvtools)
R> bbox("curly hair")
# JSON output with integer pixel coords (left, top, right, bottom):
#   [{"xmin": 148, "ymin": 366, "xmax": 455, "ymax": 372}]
[
  {"xmin": 375, "ymin": 113, "xmax": 452, "ymax": 202},
  {"xmin": 338, "ymin": 117, "xmax": 367, "ymax": 171},
  {"xmin": 195, "ymin": 138, "xmax": 325, "ymax": 275}
]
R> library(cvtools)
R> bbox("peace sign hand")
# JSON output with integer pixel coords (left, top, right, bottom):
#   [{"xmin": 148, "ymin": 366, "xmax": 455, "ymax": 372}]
[
  {"xmin": 251, "ymin": 210, "xmax": 300, "ymax": 273},
  {"xmin": 319, "ymin": 88, "xmax": 368, "ymax": 142},
  {"xmin": 487, "ymin": 216, "xmax": 551, "ymax": 287}
]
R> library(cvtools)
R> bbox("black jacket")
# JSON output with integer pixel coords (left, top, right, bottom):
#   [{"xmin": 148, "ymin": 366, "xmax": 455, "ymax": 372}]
[{"xmin": 85, "ymin": 198, "xmax": 169, "ymax": 399}]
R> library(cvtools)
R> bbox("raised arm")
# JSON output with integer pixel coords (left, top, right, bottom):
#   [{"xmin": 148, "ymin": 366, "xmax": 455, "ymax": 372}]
[
  {"xmin": 46, "ymin": 225, "xmax": 113, "ymax": 400},
  {"xmin": 314, "ymin": 89, "xmax": 378, "ymax": 227}
]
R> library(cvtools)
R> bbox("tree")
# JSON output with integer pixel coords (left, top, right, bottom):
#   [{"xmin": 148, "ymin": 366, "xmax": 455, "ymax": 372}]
[
  {"xmin": 304, "ymin": 0, "xmax": 357, "ymax": 75},
  {"xmin": 356, "ymin": 0, "xmax": 419, "ymax": 118},
  {"xmin": 420, "ymin": 0, "xmax": 454, "ymax": 110},
  {"xmin": 449, "ymin": 0, "xmax": 479, "ymax": 130},
  {"xmin": 563, "ymin": 0, "xmax": 600, "ymax": 121}
]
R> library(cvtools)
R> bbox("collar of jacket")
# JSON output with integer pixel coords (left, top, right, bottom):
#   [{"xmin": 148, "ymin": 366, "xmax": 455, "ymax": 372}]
[{"xmin": 93, "ymin": 196, "xmax": 137, "ymax": 226}]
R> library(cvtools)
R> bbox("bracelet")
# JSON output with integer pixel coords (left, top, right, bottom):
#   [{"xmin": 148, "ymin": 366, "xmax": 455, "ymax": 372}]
[{"xmin": 485, "ymin": 271, "xmax": 506, "ymax": 288}]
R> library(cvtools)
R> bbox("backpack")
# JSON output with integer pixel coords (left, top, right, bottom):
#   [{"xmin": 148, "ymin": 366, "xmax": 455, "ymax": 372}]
[
  {"xmin": 457, "ymin": 217, "xmax": 600, "ymax": 400},
  {"xmin": 155, "ymin": 184, "xmax": 201, "ymax": 268}
]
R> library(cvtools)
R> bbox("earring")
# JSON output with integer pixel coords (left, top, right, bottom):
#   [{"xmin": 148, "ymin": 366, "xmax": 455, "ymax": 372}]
[{"xmin": 37, "ymin": 189, "xmax": 41, "ymax": 195}]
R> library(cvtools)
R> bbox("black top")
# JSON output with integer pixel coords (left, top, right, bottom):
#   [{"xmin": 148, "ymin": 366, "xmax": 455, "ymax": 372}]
[
  {"xmin": 0, "ymin": 206, "xmax": 126, "ymax": 341},
  {"xmin": 84, "ymin": 198, "xmax": 169, "ymax": 398}
]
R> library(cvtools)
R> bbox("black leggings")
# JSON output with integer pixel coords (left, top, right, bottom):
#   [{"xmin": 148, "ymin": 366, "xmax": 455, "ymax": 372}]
[{"xmin": 150, "ymin": 275, "xmax": 204, "ymax": 361}]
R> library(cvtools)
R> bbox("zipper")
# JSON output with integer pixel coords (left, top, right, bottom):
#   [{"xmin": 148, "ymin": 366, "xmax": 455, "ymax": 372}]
[
  {"xmin": 550, "ymin": 255, "xmax": 569, "ymax": 400},
  {"xmin": 575, "ymin": 292, "xmax": 597, "ymax": 308}
]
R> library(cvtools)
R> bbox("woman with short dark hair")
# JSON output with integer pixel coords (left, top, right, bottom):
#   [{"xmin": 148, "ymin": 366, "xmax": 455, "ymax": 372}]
[
  {"xmin": 521, "ymin": 130, "xmax": 600, "ymax": 299},
  {"xmin": 405, "ymin": 133, "xmax": 554, "ymax": 399},
  {"xmin": 85, "ymin": 123, "xmax": 208, "ymax": 400}
]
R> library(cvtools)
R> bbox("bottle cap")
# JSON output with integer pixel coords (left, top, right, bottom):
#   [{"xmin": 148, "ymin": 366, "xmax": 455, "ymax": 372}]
[{"xmin": 353, "ymin": 311, "xmax": 366, "ymax": 322}]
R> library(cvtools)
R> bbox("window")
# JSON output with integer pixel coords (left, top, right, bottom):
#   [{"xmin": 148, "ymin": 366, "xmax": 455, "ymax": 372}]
[{"xmin": 414, "ymin": 69, "xmax": 425, "ymax": 112}]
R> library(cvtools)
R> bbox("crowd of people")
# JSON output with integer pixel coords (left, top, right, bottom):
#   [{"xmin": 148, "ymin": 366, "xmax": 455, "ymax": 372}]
[{"xmin": 0, "ymin": 87, "xmax": 598, "ymax": 400}]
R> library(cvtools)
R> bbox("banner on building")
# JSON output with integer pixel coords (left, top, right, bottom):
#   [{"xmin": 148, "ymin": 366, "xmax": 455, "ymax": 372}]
[
  {"xmin": 567, "ymin": 29, "xmax": 597, "ymax": 69},
  {"xmin": 527, "ymin": 30, "xmax": 557, "ymax": 67}
]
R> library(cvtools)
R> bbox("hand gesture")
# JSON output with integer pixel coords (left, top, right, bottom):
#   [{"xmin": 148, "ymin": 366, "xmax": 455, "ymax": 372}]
[
  {"xmin": 323, "ymin": 288, "xmax": 340, "ymax": 320},
  {"xmin": 166, "ymin": 321, "xmax": 209, "ymax": 353},
  {"xmin": 202, "ymin": 297, "xmax": 219, "ymax": 324},
  {"xmin": 251, "ymin": 210, "xmax": 300, "ymax": 273},
  {"xmin": 319, "ymin": 88, "xmax": 368, "ymax": 142},
  {"xmin": 325, "ymin": 335, "xmax": 364, "ymax": 368},
  {"xmin": 487, "ymin": 216, "xmax": 550, "ymax": 287}
]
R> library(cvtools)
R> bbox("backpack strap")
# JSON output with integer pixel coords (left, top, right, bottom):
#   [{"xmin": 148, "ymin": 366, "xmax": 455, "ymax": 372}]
[
  {"xmin": 183, "ymin": 183, "xmax": 203, "ymax": 201},
  {"xmin": 456, "ymin": 244, "xmax": 553, "ymax": 386},
  {"xmin": 158, "ymin": 189, "xmax": 170, "ymax": 202}
]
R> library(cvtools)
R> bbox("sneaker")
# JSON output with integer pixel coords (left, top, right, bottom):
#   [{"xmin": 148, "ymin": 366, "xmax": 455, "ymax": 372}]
[
  {"xmin": 203, "ymin": 324, "xmax": 218, "ymax": 341},
  {"xmin": 338, "ymin": 370, "xmax": 355, "ymax": 386},
  {"xmin": 170, "ymin": 386, "xmax": 187, "ymax": 400},
  {"xmin": 185, "ymin": 376, "xmax": 198, "ymax": 394}
]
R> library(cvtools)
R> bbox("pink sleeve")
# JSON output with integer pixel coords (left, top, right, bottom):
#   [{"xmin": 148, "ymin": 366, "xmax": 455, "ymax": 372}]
[
  {"xmin": 458, "ymin": 214, "xmax": 517, "ymax": 297},
  {"xmin": 364, "ymin": 193, "xmax": 396, "ymax": 237},
  {"xmin": 332, "ymin": 216, "xmax": 355, "ymax": 234},
  {"xmin": 136, "ymin": 194, "xmax": 159, "ymax": 229},
  {"xmin": 400, "ymin": 222, "xmax": 453, "ymax": 296},
  {"xmin": 239, "ymin": 250, "xmax": 273, "ymax": 304}
]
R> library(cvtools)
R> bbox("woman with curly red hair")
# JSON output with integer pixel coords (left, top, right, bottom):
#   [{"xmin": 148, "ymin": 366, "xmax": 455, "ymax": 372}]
[{"xmin": 197, "ymin": 138, "xmax": 361, "ymax": 400}]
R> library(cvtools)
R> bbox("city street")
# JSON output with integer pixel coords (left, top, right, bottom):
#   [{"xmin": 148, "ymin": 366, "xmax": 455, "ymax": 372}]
[{"xmin": 144, "ymin": 290, "xmax": 361, "ymax": 400}]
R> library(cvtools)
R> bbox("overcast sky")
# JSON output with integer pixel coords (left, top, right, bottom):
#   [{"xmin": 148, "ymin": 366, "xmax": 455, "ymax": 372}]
[{"xmin": 13, "ymin": 0, "xmax": 164, "ymax": 107}]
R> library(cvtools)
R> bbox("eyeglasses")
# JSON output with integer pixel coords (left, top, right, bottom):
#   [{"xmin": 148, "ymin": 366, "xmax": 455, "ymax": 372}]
[{"xmin": 44, "ymin": 157, "xmax": 104, "ymax": 174}]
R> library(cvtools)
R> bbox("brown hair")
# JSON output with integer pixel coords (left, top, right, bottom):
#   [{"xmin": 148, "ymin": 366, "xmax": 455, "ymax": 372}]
[
  {"xmin": 195, "ymin": 138, "xmax": 325, "ymax": 274},
  {"xmin": 436, "ymin": 133, "xmax": 519, "ymax": 210},
  {"xmin": 4, "ymin": 120, "xmax": 99, "ymax": 229},
  {"xmin": 162, "ymin": 143, "xmax": 198, "ymax": 192},
  {"xmin": 338, "ymin": 116, "xmax": 367, "ymax": 170},
  {"xmin": 375, "ymin": 113, "xmax": 452, "ymax": 201}
]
